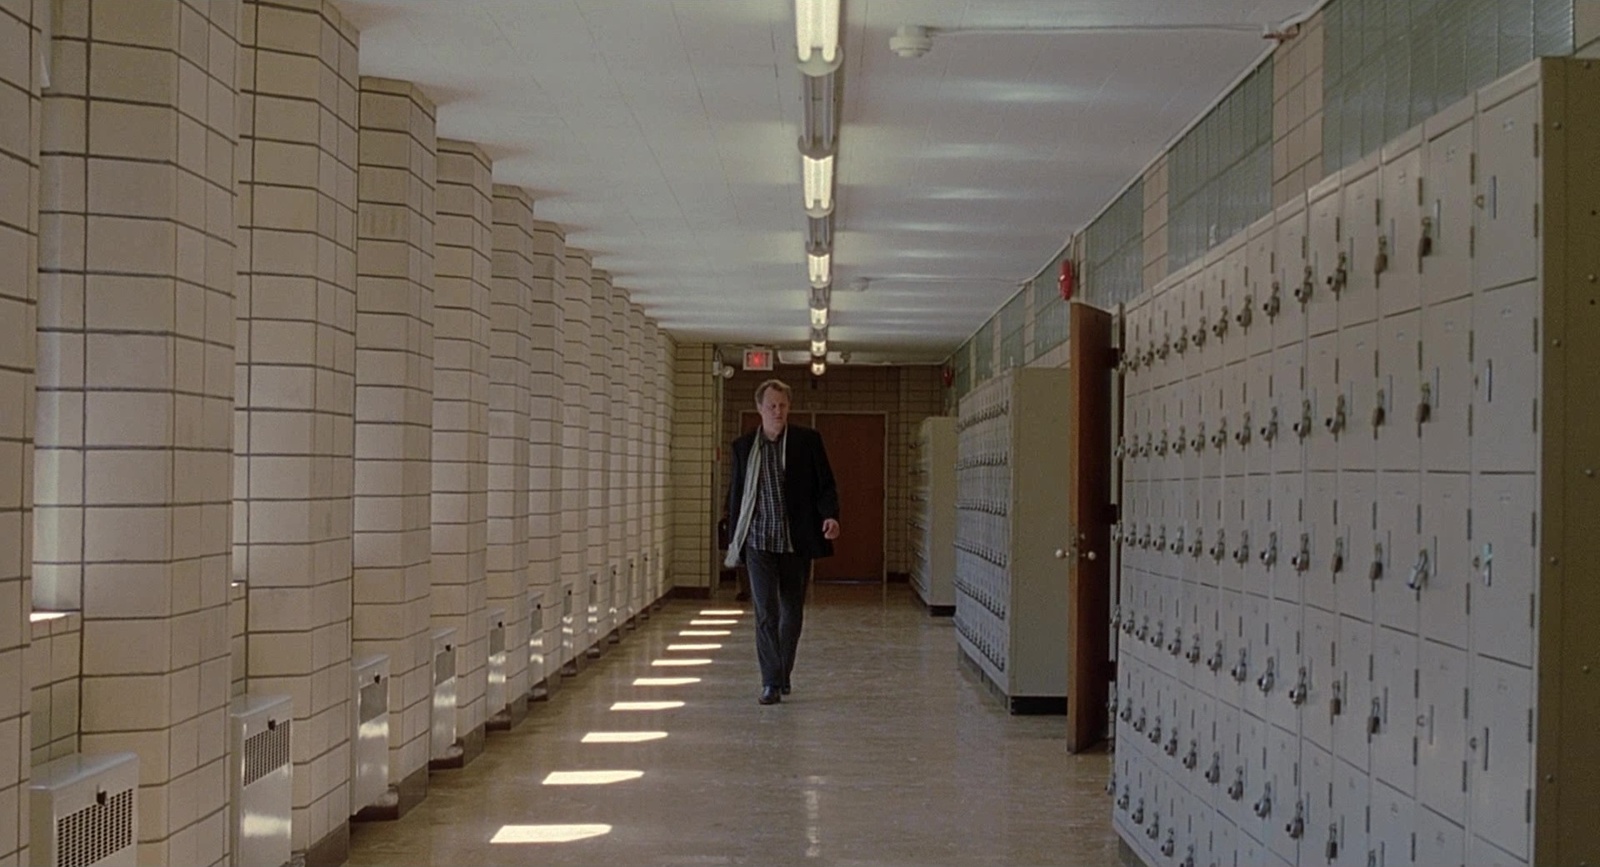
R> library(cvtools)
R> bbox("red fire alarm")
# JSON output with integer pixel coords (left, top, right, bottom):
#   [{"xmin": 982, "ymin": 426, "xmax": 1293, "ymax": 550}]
[
  {"xmin": 1058, "ymin": 258, "xmax": 1077, "ymax": 301},
  {"xmin": 941, "ymin": 366, "xmax": 955, "ymax": 388}
]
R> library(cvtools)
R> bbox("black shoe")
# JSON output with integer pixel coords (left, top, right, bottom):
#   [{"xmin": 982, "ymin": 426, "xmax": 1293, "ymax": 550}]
[
  {"xmin": 759, "ymin": 686, "xmax": 781, "ymax": 705},
  {"xmin": 780, "ymin": 684, "xmax": 791, "ymax": 696}
]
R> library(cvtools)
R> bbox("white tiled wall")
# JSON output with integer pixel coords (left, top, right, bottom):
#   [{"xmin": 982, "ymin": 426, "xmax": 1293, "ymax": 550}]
[
  {"xmin": 558, "ymin": 249, "xmax": 592, "ymax": 663},
  {"xmin": 28, "ymin": 615, "xmax": 78, "ymax": 768},
  {"xmin": 432, "ymin": 139, "xmax": 492, "ymax": 738},
  {"xmin": 487, "ymin": 184, "xmax": 533, "ymax": 705},
  {"xmin": 0, "ymin": 3, "xmax": 39, "ymax": 858},
  {"xmin": 527, "ymin": 219, "xmax": 564, "ymax": 676},
  {"xmin": 235, "ymin": 0, "xmax": 359, "ymax": 849},
  {"xmin": 353, "ymin": 75, "xmax": 435, "ymax": 788}
]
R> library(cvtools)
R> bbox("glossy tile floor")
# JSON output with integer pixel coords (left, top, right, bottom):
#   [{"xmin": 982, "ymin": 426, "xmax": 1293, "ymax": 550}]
[{"xmin": 349, "ymin": 583, "xmax": 1139, "ymax": 866}]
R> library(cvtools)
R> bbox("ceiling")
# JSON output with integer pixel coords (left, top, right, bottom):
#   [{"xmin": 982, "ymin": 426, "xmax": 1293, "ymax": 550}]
[{"xmin": 335, "ymin": 0, "xmax": 1319, "ymax": 363}]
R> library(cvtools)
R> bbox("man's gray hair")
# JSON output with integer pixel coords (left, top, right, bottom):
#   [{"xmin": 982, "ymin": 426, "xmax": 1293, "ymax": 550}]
[{"xmin": 754, "ymin": 378, "xmax": 792, "ymax": 405}]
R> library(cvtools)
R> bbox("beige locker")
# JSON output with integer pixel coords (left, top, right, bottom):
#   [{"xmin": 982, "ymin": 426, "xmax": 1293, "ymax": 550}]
[
  {"xmin": 1378, "ymin": 132, "xmax": 1425, "ymax": 319},
  {"xmin": 1341, "ymin": 154, "xmax": 1383, "ymax": 329},
  {"xmin": 1307, "ymin": 175, "xmax": 1343, "ymax": 338}
]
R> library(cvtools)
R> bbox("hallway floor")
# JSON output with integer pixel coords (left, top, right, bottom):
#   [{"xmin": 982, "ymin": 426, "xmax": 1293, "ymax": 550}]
[{"xmin": 348, "ymin": 583, "xmax": 1135, "ymax": 866}]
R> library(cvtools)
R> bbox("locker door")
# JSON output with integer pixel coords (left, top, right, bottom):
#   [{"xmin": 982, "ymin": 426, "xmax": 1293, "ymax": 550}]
[
  {"xmin": 1266, "ymin": 597, "xmax": 1303, "ymax": 736},
  {"xmin": 1307, "ymin": 177, "xmax": 1342, "ymax": 338},
  {"xmin": 1421, "ymin": 118, "xmax": 1476, "ymax": 308},
  {"xmin": 1419, "ymin": 473, "xmax": 1470, "ymax": 650},
  {"xmin": 1300, "ymin": 742, "xmax": 1335, "ymax": 867},
  {"xmin": 1306, "ymin": 332, "xmax": 1339, "ymax": 473},
  {"xmin": 1469, "ymin": 836, "xmax": 1530, "ymax": 867},
  {"xmin": 1475, "ymin": 87, "xmax": 1540, "ymax": 293},
  {"xmin": 1332, "ymin": 756, "xmax": 1371, "ymax": 867},
  {"xmin": 1421, "ymin": 296, "xmax": 1473, "ymax": 474},
  {"xmin": 1303, "ymin": 606, "xmax": 1338, "ymax": 752},
  {"xmin": 1304, "ymin": 471, "xmax": 1338, "ymax": 615},
  {"xmin": 1199, "ymin": 255, "xmax": 1225, "ymax": 375},
  {"xmin": 1417, "ymin": 641, "xmax": 1469, "ymax": 822},
  {"xmin": 1375, "ymin": 472, "xmax": 1421, "ymax": 635},
  {"xmin": 1244, "ymin": 475, "xmax": 1273, "ymax": 600},
  {"xmin": 1270, "ymin": 472, "xmax": 1305, "ymax": 604},
  {"xmin": 1212, "ymin": 701, "xmax": 1241, "ymax": 811},
  {"xmin": 1218, "ymin": 588, "xmax": 1245, "ymax": 709},
  {"xmin": 1247, "ymin": 352, "xmax": 1274, "ymax": 477},
  {"xmin": 1221, "ymin": 240, "xmax": 1249, "ymax": 368},
  {"xmin": 1199, "ymin": 473, "xmax": 1224, "ymax": 589},
  {"xmin": 1336, "ymin": 471, "xmax": 1377, "ymax": 623},
  {"xmin": 1242, "ymin": 594, "xmax": 1272, "ymax": 723},
  {"xmin": 1470, "ymin": 473, "xmax": 1535, "ymax": 668},
  {"xmin": 1414, "ymin": 805, "xmax": 1466, "ymax": 867},
  {"xmin": 1379, "ymin": 141, "xmax": 1424, "ymax": 318},
  {"xmin": 1274, "ymin": 197, "xmax": 1310, "ymax": 350},
  {"xmin": 1472, "ymin": 281, "xmax": 1539, "ymax": 474},
  {"xmin": 1264, "ymin": 724, "xmax": 1302, "ymax": 864},
  {"xmin": 1234, "ymin": 710, "xmax": 1267, "ymax": 832},
  {"xmin": 1469, "ymin": 656, "xmax": 1533, "ymax": 860},
  {"xmin": 1334, "ymin": 613, "xmax": 1374, "ymax": 770},
  {"xmin": 1245, "ymin": 216, "xmax": 1276, "ymax": 358},
  {"xmin": 1160, "ymin": 286, "xmax": 1182, "ymax": 391},
  {"xmin": 1209, "ymin": 813, "xmax": 1237, "ymax": 867},
  {"xmin": 1372, "ymin": 626, "xmax": 1419, "ymax": 796},
  {"xmin": 1371, "ymin": 780, "xmax": 1416, "ymax": 867},
  {"xmin": 1219, "ymin": 479, "xmax": 1244, "ymax": 595},
  {"xmin": 1200, "ymin": 370, "xmax": 1223, "ymax": 486},
  {"xmin": 1272, "ymin": 346, "xmax": 1305, "ymax": 476},
  {"xmin": 1376, "ymin": 311, "xmax": 1422, "ymax": 472},
  {"xmin": 1337, "ymin": 322, "xmax": 1378, "ymax": 473},
  {"xmin": 1341, "ymin": 160, "xmax": 1382, "ymax": 328},
  {"xmin": 1187, "ymin": 693, "xmax": 1215, "ymax": 793}
]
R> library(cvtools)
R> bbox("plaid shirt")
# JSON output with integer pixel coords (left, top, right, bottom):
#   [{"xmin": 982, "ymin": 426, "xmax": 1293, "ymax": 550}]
[{"xmin": 747, "ymin": 433, "xmax": 793, "ymax": 553}]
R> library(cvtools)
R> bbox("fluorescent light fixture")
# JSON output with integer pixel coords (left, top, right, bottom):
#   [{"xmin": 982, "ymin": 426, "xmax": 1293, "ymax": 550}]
[
  {"xmin": 492, "ymin": 824, "xmax": 612, "ymax": 844},
  {"xmin": 700, "ymin": 609, "xmax": 745, "ymax": 616},
  {"xmin": 811, "ymin": 360, "xmax": 826, "ymax": 376},
  {"xmin": 679, "ymin": 630, "xmax": 731, "ymax": 637},
  {"xmin": 795, "ymin": 0, "xmax": 841, "ymax": 74},
  {"xmin": 810, "ymin": 338, "xmax": 827, "ymax": 356},
  {"xmin": 802, "ymin": 153, "xmax": 834, "ymax": 217},
  {"xmin": 666, "ymin": 643, "xmax": 722, "ymax": 651},
  {"xmin": 542, "ymin": 770, "xmax": 643, "ymax": 785},
  {"xmin": 808, "ymin": 252, "xmax": 831, "ymax": 288},
  {"xmin": 582, "ymin": 732, "xmax": 668, "ymax": 744},
  {"xmin": 690, "ymin": 619, "xmax": 737, "ymax": 626},
  {"xmin": 632, "ymin": 677, "xmax": 701, "ymax": 686},
  {"xmin": 810, "ymin": 306, "xmax": 829, "ymax": 328},
  {"xmin": 651, "ymin": 658, "xmax": 712, "ymax": 667},
  {"xmin": 611, "ymin": 701, "xmax": 685, "ymax": 711}
]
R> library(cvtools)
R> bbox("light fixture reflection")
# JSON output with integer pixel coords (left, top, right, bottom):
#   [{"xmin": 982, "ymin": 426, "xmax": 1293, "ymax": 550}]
[
  {"xmin": 700, "ymin": 609, "xmax": 745, "ymax": 616},
  {"xmin": 808, "ymin": 251, "xmax": 831, "ymax": 288},
  {"xmin": 667, "ymin": 643, "xmax": 722, "ymax": 651},
  {"xmin": 690, "ymin": 619, "xmax": 737, "ymax": 626},
  {"xmin": 810, "ymin": 338, "xmax": 827, "ymax": 356},
  {"xmin": 542, "ymin": 770, "xmax": 643, "ymax": 785},
  {"xmin": 795, "ymin": 0, "xmax": 841, "ymax": 66},
  {"xmin": 811, "ymin": 360, "xmax": 826, "ymax": 376},
  {"xmin": 633, "ymin": 677, "xmax": 701, "ymax": 686},
  {"xmin": 651, "ymin": 658, "xmax": 712, "ymax": 667},
  {"xmin": 582, "ymin": 732, "xmax": 668, "ymax": 744},
  {"xmin": 810, "ymin": 306, "xmax": 829, "ymax": 328},
  {"xmin": 611, "ymin": 701, "xmax": 685, "ymax": 711},
  {"xmin": 679, "ymin": 630, "xmax": 731, "ymax": 637},
  {"xmin": 492, "ymin": 824, "xmax": 612, "ymax": 844},
  {"xmin": 802, "ymin": 153, "xmax": 834, "ymax": 216}
]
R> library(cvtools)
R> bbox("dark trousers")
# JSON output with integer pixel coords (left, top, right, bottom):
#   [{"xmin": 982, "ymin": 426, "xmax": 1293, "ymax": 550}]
[{"xmin": 744, "ymin": 547, "xmax": 809, "ymax": 689}]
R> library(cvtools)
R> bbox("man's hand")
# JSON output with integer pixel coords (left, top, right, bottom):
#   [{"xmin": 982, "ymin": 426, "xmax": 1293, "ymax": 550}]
[{"xmin": 822, "ymin": 518, "xmax": 841, "ymax": 540}]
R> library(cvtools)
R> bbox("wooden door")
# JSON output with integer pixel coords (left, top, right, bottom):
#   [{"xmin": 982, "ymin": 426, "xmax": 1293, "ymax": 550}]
[
  {"xmin": 810, "ymin": 413, "xmax": 885, "ymax": 583},
  {"xmin": 1067, "ymin": 303, "xmax": 1115, "ymax": 752}
]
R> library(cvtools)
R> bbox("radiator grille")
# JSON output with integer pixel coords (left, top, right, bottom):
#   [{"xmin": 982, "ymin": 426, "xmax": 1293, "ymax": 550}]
[
  {"xmin": 57, "ymin": 788, "xmax": 133, "ymax": 867},
  {"xmin": 243, "ymin": 720, "xmax": 291, "ymax": 787}
]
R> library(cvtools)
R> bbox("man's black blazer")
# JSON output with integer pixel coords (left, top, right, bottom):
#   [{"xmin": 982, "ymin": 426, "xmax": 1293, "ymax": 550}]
[{"xmin": 726, "ymin": 424, "xmax": 840, "ymax": 560}]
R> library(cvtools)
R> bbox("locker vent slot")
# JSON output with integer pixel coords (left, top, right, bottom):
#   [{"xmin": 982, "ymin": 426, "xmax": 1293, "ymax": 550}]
[
  {"xmin": 244, "ymin": 721, "xmax": 292, "ymax": 788},
  {"xmin": 57, "ymin": 788, "xmax": 134, "ymax": 867}
]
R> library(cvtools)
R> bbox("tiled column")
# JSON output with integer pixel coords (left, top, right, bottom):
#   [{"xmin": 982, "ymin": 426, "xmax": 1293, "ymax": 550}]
[
  {"xmin": 625, "ymin": 302, "xmax": 645, "ymax": 616},
  {"xmin": 487, "ymin": 184, "xmax": 533, "ymax": 724},
  {"xmin": 526, "ymin": 219, "xmax": 563, "ymax": 691},
  {"xmin": 670, "ymin": 342, "xmax": 715, "ymax": 593},
  {"xmin": 585, "ymin": 270, "xmax": 613, "ymax": 647},
  {"xmin": 36, "ymin": 1, "xmax": 238, "ymax": 861},
  {"xmin": 353, "ymin": 75, "xmax": 435, "ymax": 805},
  {"xmin": 0, "ymin": 1, "xmax": 41, "ymax": 861},
  {"xmin": 431, "ymin": 139, "xmax": 491, "ymax": 757},
  {"xmin": 557, "ymin": 248, "xmax": 591, "ymax": 669},
  {"xmin": 652, "ymin": 326, "xmax": 673, "ymax": 599},
  {"xmin": 641, "ymin": 323, "xmax": 660, "ymax": 602},
  {"xmin": 601, "ymin": 277, "xmax": 626, "ymax": 627},
  {"xmin": 235, "ymin": 1, "xmax": 359, "ymax": 855}
]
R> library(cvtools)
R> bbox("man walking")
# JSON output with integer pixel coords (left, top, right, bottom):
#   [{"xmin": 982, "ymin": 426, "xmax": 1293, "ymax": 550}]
[{"xmin": 724, "ymin": 379, "xmax": 841, "ymax": 705}]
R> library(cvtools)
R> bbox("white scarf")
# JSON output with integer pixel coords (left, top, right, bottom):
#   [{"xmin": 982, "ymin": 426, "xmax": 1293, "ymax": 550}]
[{"xmin": 724, "ymin": 427, "xmax": 786, "ymax": 567}]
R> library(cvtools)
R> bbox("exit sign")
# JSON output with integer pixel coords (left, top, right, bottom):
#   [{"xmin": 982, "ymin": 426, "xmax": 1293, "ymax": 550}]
[{"xmin": 743, "ymin": 347, "xmax": 774, "ymax": 371}]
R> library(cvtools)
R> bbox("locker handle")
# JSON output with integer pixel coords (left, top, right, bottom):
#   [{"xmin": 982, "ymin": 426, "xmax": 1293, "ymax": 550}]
[
  {"xmin": 1182, "ymin": 844, "xmax": 1196, "ymax": 867},
  {"xmin": 1174, "ymin": 326, "xmax": 1189, "ymax": 354},
  {"xmin": 1328, "ymin": 252, "xmax": 1349, "ymax": 294},
  {"xmin": 1205, "ymin": 753, "xmax": 1223, "ymax": 784},
  {"xmin": 1406, "ymin": 548, "xmax": 1430, "ymax": 591},
  {"xmin": 1375, "ymin": 235, "xmax": 1390, "ymax": 276},
  {"xmin": 1211, "ymin": 422, "xmax": 1228, "ymax": 450},
  {"xmin": 1331, "ymin": 679, "xmax": 1344, "ymax": 716},
  {"xmin": 1185, "ymin": 634, "xmax": 1202, "ymax": 664},
  {"xmin": 1193, "ymin": 319, "xmax": 1207, "ymax": 348},
  {"xmin": 1173, "ymin": 428, "xmax": 1187, "ymax": 454},
  {"xmin": 1286, "ymin": 799, "xmax": 1306, "ymax": 839},
  {"xmin": 1213, "ymin": 309, "xmax": 1229, "ymax": 339},
  {"xmin": 1372, "ymin": 389, "xmax": 1387, "ymax": 429},
  {"xmin": 1190, "ymin": 424, "xmax": 1206, "ymax": 453},
  {"xmin": 1326, "ymin": 824, "xmax": 1340, "ymax": 860},
  {"xmin": 1237, "ymin": 297, "xmax": 1254, "ymax": 328},
  {"xmin": 1419, "ymin": 216, "xmax": 1435, "ymax": 259},
  {"xmin": 1369, "ymin": 543, "xmax": 1385, "ymax": 582},
  {"xmin": 1160, "ymin": 831, "xmax": 1175, "ymax": 856},
  {"xmin": 1295, "ymin": 265, "xmax": 1315, "ymax": 305},
  {"xmin": 1326, "ymin": 393, "xmax": 1348, "ymax": 436},
  {"xmin": 1331, "ymin": 537, "xmax": 1346, "ymax": 574},
  {"xmin": 1294, "ymin": 399, "xmax": 1315, "ymax": 440},
  {"xmin": 1132, "ymin": 799, "xmax": 1145, "ymax": 825},
  {"xmin": 1210, "ymin": 529, "xmax": 1228, "ymax": 562},
  {"xmin": 1117, "ymin": 789, "xmax": 1131, "ymax": 810},
  {"xmin": 1166, "ymin": 626, "xmax": 1182, "ymax": 656},
  {"xmin": 1187, "ymin": 532, "xmax": 1204, "ymax": 559},
  {"xmin": 1136, "ymin": 619, "xmax": 1149, "ymax": 641},
  {"xmin": 1290, "ymin": 533, "xmax": 1312, "ymax": 573},
  {"xmin": 1228, "ymin": 769, "xmax": 1247, "ymax": 801},
  {"xmin": 1164, "ymin": 730, "xmax": 1179, "ymax": 756},
  {"xmin": 1474, "ymin": 543, "xmax": 1493, "ymax": 586},
  {"xmin": 1289, "ymin": 667, "xmax": 1309, "ymax": 705},
  {"xmin": 1157, "ymin": 336, "xmax": 1170, "ymax": 360},
  {"xmin": 1146, "ymin": 813, "xmax": 1160, "ymax": 840},
  {"xmin": 1257, "ymin": 656, "xmax": 1277, "ymax": 693},
  {"xmin": 1231, "ymin": 530, "xmax": 1250, "ymax": 565},
  {"xmin": 1417, "ymin": 382, "xmax": 1433, "ymax": 425},
  {"xmin": 1231, "ymin": 648, "xmax": 1249, "ymax": 682},
  {"xmin": 1253, "ymin": 782, "xmax": 1274, "ymax": 818},
  {"xmin": 1207, "ymin": 641, "xmax": 1225, "ymax": 673},
  {"xmin": 1149, "ymin": 718, "xmax": 1162, "ymax": 745},
  {"xmin": 1236, "ymin": 411, "xmax": 1253, "ymax": 446},
  {"xmin": 1368, "ymin": 697, "xmax": 1383, "ymax": 736},
  {"xmin": 1104, "ymin": 772, "xmax": 1117, "ymax": 797},
  {"xmin": 1264, "ymin": 283, "xmax": 1282, "ymax": 319},
  {"xmin": 1260, "ymin": 531, "xmax": 1279, "ymax": 568},
  {"xmin": 1260, "ymin": 407, "xmax": 1279, "ymax": 442},
  {"xmin": 1151, "ymin": 622, "xmax": 1164, "ymax": 649}
]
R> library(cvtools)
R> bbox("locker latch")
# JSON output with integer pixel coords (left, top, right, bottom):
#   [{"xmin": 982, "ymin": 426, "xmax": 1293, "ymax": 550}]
[
  {"xmin": 1419, "ymin": 215, "xmax": 1435, "ymax": 259},
  {"xmin": 1289, "ymin": 666, "xmax": 1309, "ymax": 705},
  {"xmin": 1331, "ymin": 679, "xmax": 1344, "ymax": 716},
  {"xmin": 1474, "ymin": 543, "xmax": 1493, "ymax": 586},
  {"xmin": 1210, "ymin": 529, "xmax": 1228, "ymax": 562},
  {"xmin": 1119, "ymin": 701, "xmax": 1134, "ymax": 723},
  {"xmin": 1328, "ymin": 251, "xmax": 1349, "ymax": 294},
  {"xmin": 1231, "ymin": 530, "xmax": 1250, "ymax": 565},
  {"xmin": 1170, "ymin": 526, "xmax": 1185, "ymax": 555},
  {"xmin": 1260, "ymin": 531, "xmax": 1279, "ymax": 568},
  {"xmin": 1260, "ymin": 407, "xmax": 1279, "ymax": 442},
  {"xmin": 1182, "ymin": 740, "xmax": 1199, "ymax": 770},
  {"xmin": 1264, "ymin": 282, "xmax": 1282, "ymax": 318},
  {"xmin": 1417, "ymin": 382, "xmax": 1433, "ymax": 425},
  {"xmin": 1231, "ymin": 647, "xmax": 1249, "ymax": 682},
  {"xmin": 1166, "ymin": 626, "xmax": 1183, "ymax": 657},
  {"xmin": 1294, "ymin": 265, "xmax": 1315, "ymax": 305},
  {"xmin": 1117, "ymin": 788, "xmax": 1131, "ymax": 810},
  {"xmin": 1135, "ymin": 613, "xmax": 1148, "ymax": 640},
  {"xmin": 1148, "ymin": 717, "xmax": 1162, "ymax": 745},
  {"xmin": 1157, "ymin": 335, "xmax": 1171, "ymax": 360},
  {"xmin": 1254, "ymin": 782, "xmax": 1274, "ymax": 818},
  {"xmin": 1205, "ymin": 752, "xmax": 1223, "ymax": 784},
  {"xmin": 1207, "ymin": 641, "xmax": 1225, "ymax": 673},
  {"xmin": 1257, "ymin": 656, "xmax": 1277, "ymax": 694},
  {"xmin": 1236, "ymin": 411, "xmax": 1253, "ymax": 446},
  {"xmin": 1326, "ymin": 393, "xmax": 1348, "ymax": 436},
  {"xmin": 1155, "ymin": 527, "xmax": 1168, "ymax": 556},
  {"xmin": 1367, "ymin": 697, "xmax": 1383, "ymax": 736},
  {"xmin": 1290, "ymin": 532, "xmax": 1312, "ymax": 572},
  {"xmin": 1285, "ymin": 799, "xmax": 1306, "ymax": 840},
  {"xmin": 1181, "ymin": 844, "xmax": 1197, "ymax": 867},
  {"xmin": 1369, "ymin": 543, "xmax": 1385, "ymax": 581},
  {"xmin": 1211, "ymin": 420, "xmax": 1228, "ymax": 450},
  {"xmin": 1373, "ymin": 388, "xmax": 1388, "ymax": 428},
  {"xmin": 1106, "ymin": 694, "xmax": 1118, "ymax": 719},
  {"xmin": 1132, "ymin": 798, "xmax": 1145, "ymax": 825},
  {"xmin": 1213, "ymin": 309, "xmax": 1229, "ymax": 339},
  {"xmin": 1193, "ymin": 319, "xmax": 1207, "ymax": 348},
  {"xmin": 1146, "ymin": 811, "xmax": 1160, "ymax": 840},
  {"xmin": 1175, "ymin": 326, "xmax": 1190, "ymax": 355},
  {"xmin": 1174, "ymin": 427, "xmax": 1187, "ymax": 455},
  {"xmin": 1164, "ymin": 728, "xmax": 1179, "ymax": 757},
  {"xmin": 1114, "ymin": 438, "xmax": 1127, "ymax": 459},
  {"xmin": 1326, "ymin": 824, "xmax": 1341, "ymax": 860},
  {"xmin": 1186, "ymin": 633, "xmax": 1202, "ymax": 665},
  {"xmin": 1122, "ymin": 615, "xmax": 1136, "ymax": 637},
  {"xmin": 1139, "ymin": 526, "xmax": 1153, "ymax": 550},
  {"xmin": 1151, "ymin": 620, "xmax": 1164, "ymax": 649},
  {"xmin": 1406, "ymin": 548, "xmax": 1430, "ymax": 591},
  {"xmin": 1157, "ymin": 431, "xmax": 1170, "ymax": 456},
  {"xmin": 1229, "ymin": 767, "xmax": 1247, "ymax": 801},
  {"xmin": 1143, "ymin": 345, "xmax": 1156, "ymax": 367},
  {"xmin": 1331, "ymin": 537, "xmax": 1346, "ymax": 574},
  {"xmin": 1237, "ymin": 297, "xmax": 1255, "ymax": 328},
  {"xmin": 1293, "ymin": 399, "xmax": 1315, "ymax": 440},
  {"xmin": 1109, "ymin": 604, "xmax": 1121, "ymax": 629},
  {"xmin": 1160, "ymin": 829, "xmax": 1175, "ymax": 855},
  {"xmin": 1375, "ymin": 234, "xmax": 1390, "ymax": 276},
  {"xmin": 1190, "ymin": 424, "xmax": 1206, "ymax": 453},
  {"xmin": 1187, "ymin": 530, "xmax": 1205, "ymax": 559},
  {"xmin": 1104, "ymin": 771, "xmax": 1116, "ymax": 796}
]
